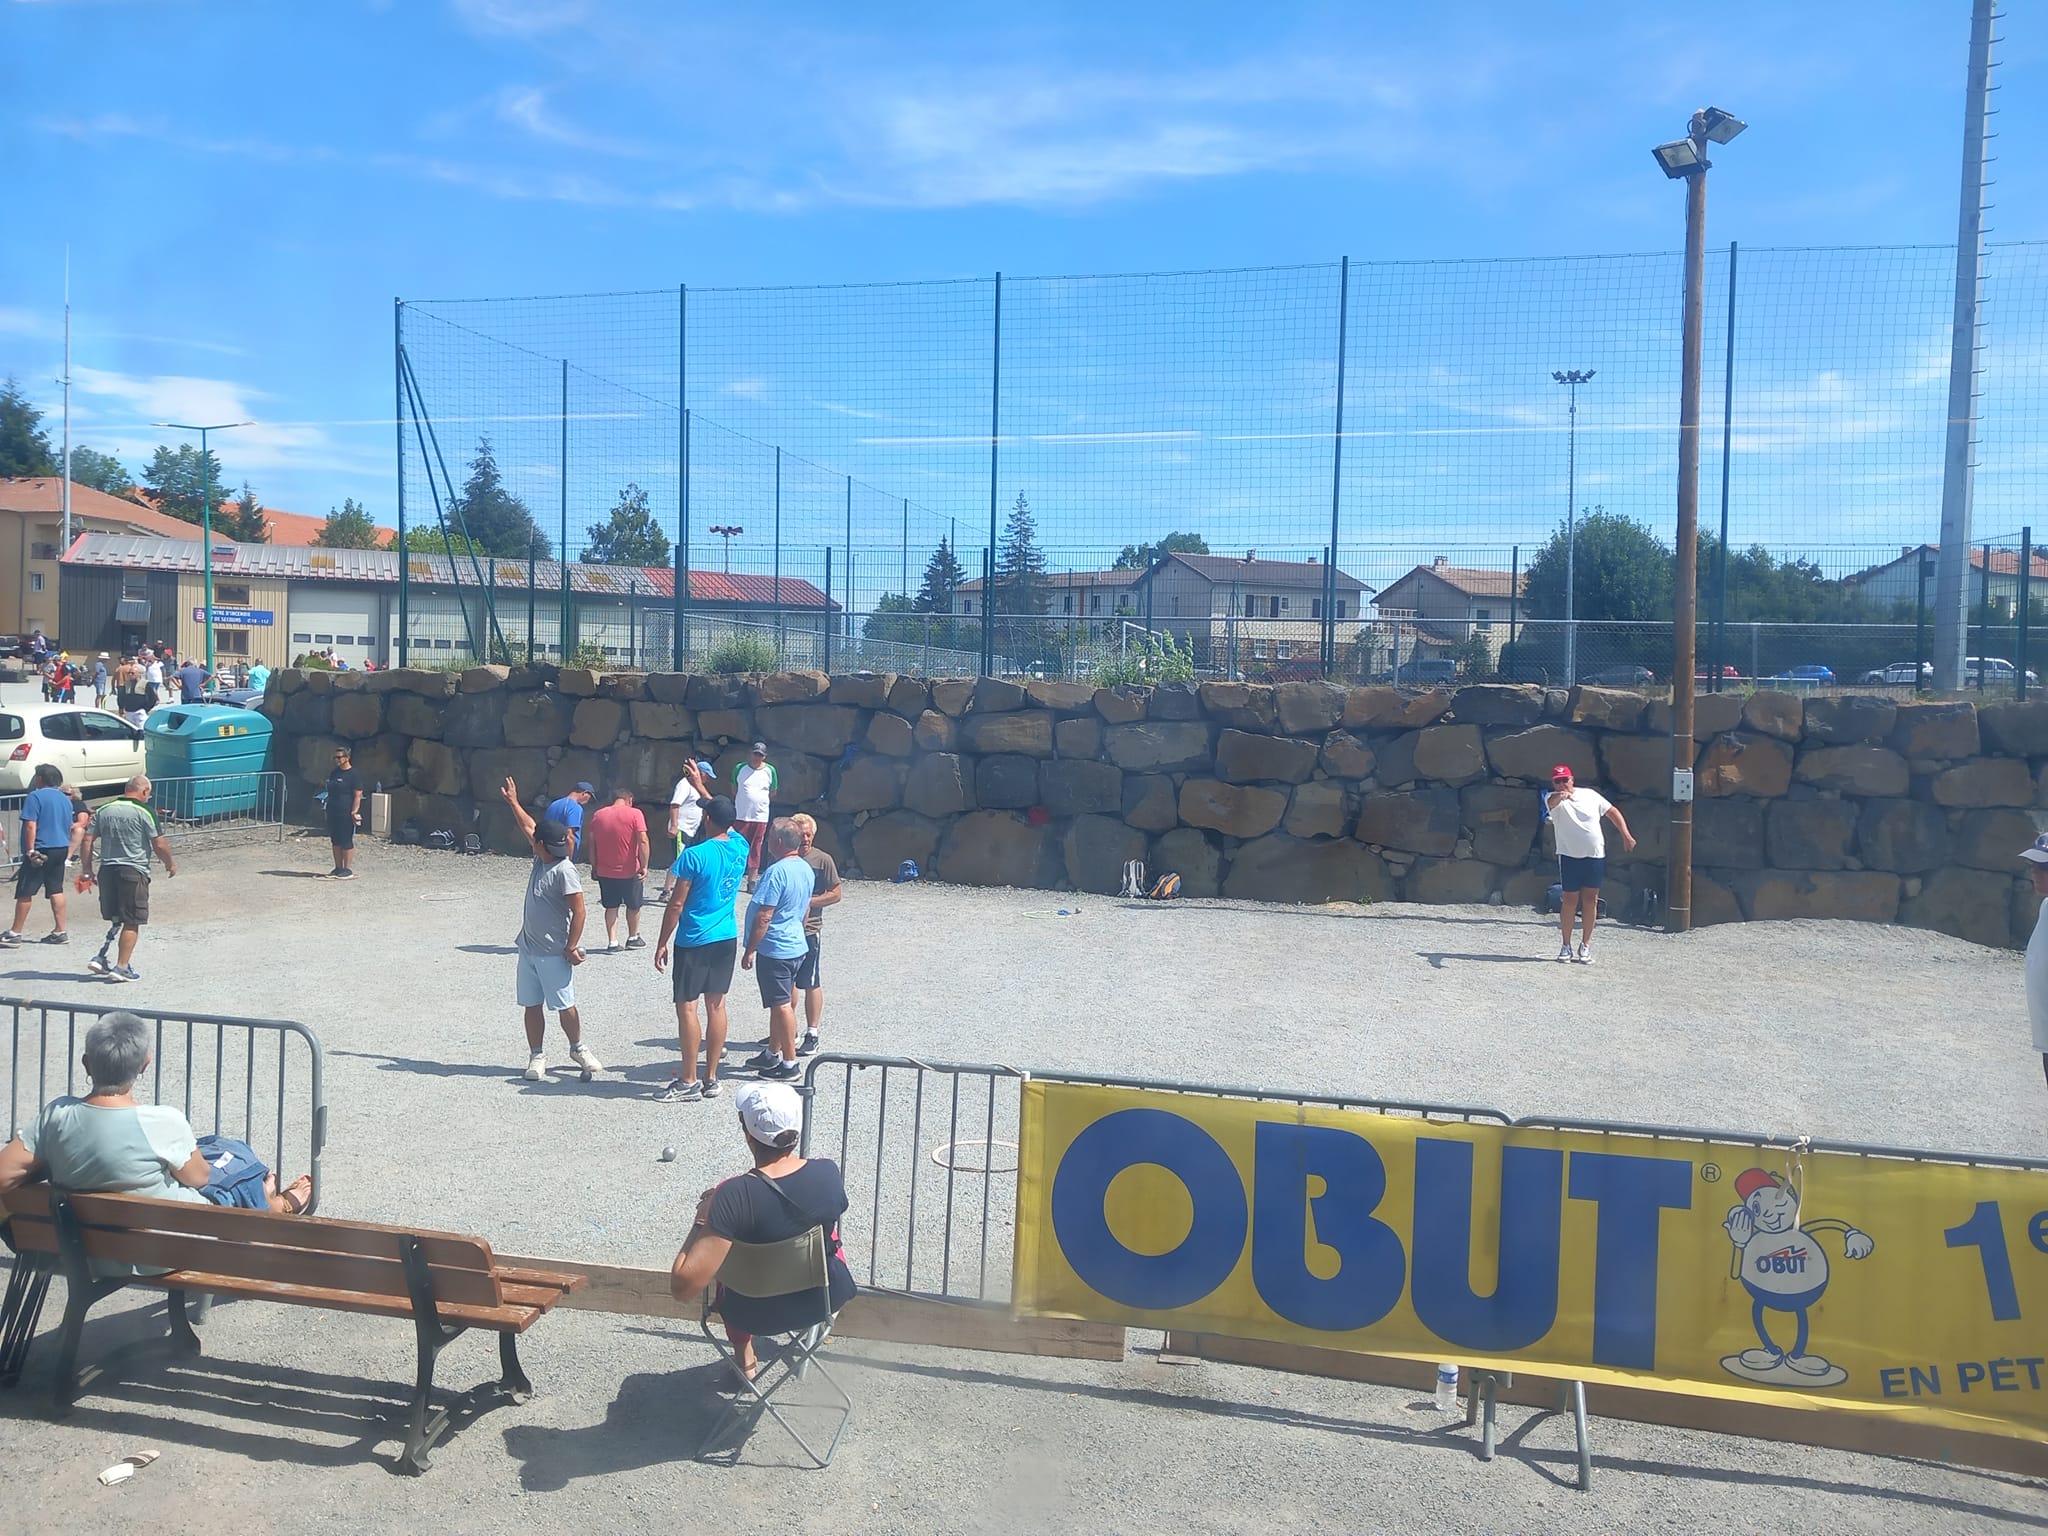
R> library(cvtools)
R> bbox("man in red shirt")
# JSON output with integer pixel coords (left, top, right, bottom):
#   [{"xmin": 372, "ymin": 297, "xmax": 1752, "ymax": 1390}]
[{"xmin": 587, "ymin": 784, "xmax": 651, "ymax": 953}]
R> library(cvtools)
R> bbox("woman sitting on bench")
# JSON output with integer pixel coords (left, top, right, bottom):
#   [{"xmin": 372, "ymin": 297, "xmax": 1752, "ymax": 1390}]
[{"xmin": 0, "ymin": 1011, "xmax": 312, "ymax": 1222}]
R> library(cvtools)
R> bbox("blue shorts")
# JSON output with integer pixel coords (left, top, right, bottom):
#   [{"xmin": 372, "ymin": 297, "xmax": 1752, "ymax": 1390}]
[
  {"xmin": 515, "ymin": 951, "xmax": 576, "ymax": 1011},
  {"xmin": 1558, "ymin": 854, "xmax": 1605, "ymax": 893}
]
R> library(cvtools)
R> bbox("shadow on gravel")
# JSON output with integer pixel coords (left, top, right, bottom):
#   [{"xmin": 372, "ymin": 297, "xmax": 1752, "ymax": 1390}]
[
  {"xmin": 329, "ymin": 1049, "xmax": 681, "ymax": 1097},
  {"xmin": 0, "ymin": 969, "xmax": 114, "ymax": 984},
  {"xmin": 1418, "ymin": 952, "xmax": 1558, "ymax": 969},
  {"xmin": 504, "ymin": 1362, "xmax": 750, "ymax": 1487},
  {"xmin": 1116, "ymin": 903, "xmax": 1544, "ymax": 929},
  {"xmin": 455, "ymin": 944, "xmax": 519, "ymax": 955},
  {"xmin": 844, "ymin": 1354, "xmax": 2047, "ymax": 1523},
  {"xmin": 257, "ymin": 870, "xmax": 331, "ymax": 880}
]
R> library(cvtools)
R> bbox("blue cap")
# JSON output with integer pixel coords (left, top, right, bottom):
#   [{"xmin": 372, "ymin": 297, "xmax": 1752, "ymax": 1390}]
[
  {"xmin": 895, "ymin": 859, "xmax": 920, "ymax": 883},
  {"xmin": 696, "ymin": 760, "xmax": 715, "ymax": 777},
  {"xmin": 573, "ymin": 780, "xmax": 596, "ymax": 795}
]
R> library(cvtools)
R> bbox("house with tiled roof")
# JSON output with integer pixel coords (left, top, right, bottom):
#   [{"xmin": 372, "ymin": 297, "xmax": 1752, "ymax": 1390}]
[
  {"xmin": 1843, "ymin": 544, "xmax": 2048, "ymax": 615},
  {"xmin": 59, "ymin": 533, "xmax": 838, "ymax": 671},
  {"xmin": 1372, "ymin": 557, "xmax": 1527, "ymax": 661},
  {"xmin": 0, "ymin": 478, "xmax": 214, "ymax": 641}
]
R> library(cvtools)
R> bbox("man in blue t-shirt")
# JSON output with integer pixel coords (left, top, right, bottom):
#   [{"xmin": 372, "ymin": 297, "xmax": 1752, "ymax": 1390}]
[
  {"xmin": 1, "ymin": 764, "xmax": 81, "ymax": 946},
  {"xmin": 741, "ymin": 817, "xmax": 816, "ymax": 1081},
  {"xmin": 545, "ymin": 781, "xmax": 595, "ymax": 862},
  {"xmin": 654, "ymin": 795, "xmax": 748, "ymax": 1103}
]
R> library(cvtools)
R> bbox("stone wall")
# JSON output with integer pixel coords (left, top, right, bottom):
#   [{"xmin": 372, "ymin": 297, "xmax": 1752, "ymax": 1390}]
[{"xmin": 261, "ymin": 666, "xmax": 2048, "ymax": 949}]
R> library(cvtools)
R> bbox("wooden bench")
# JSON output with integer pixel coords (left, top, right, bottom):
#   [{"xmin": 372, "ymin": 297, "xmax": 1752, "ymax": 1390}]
[{"xmin": 0, "ymin": 1186, "xmax": 585, "ymax": 1473}]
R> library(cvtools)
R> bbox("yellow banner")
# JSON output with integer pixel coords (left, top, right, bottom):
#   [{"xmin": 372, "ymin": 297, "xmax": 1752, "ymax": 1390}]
[{"xmin": 1014, "ymin": 1083, "xmax": 2048, "ymax": 1439}]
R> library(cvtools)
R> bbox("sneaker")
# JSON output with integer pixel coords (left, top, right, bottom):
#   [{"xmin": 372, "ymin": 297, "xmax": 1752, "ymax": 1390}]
[
  {"xmin": 0, "ymin": 932, "xmax": 21, "ymax": 947},
  {"xmin": 1575, "ymin": 945, "xmax": 1595, "ymax": 966},
  {"xmin": 329, "ymin": 868, "xmax": 344, "ymax": 878},
  {"xmin": 702, "ymin": 1077, "xmax": 723, "ymax": 1099},
  {"xmin": 605, "ymin": 941, "xmax": 621, "ymax": 954},
  {"xmin": 523, "ymin": 1053, "xmax": 546, "ymax": 1081},
  {"xmin": 86, "ymin": 955, "xmax": 109, "ymax": 976},
  {"xmin": 744, "ymin": 1047, "xmax": 780, "ymax": 1072},
  {"xmin": 40, "ymin": 931, "xmax": 68, "ymax": 945},
  {"xmin": 109, "ymin": 965, "xmax": 140, "ymax": 983},
  {"xmin": 797, "ymin": 1030, "xmax": 821, "ymax": 1057},
  {"xmin": 760, "ymin": 1060, "xmax": 801, "ymax": 1081},
  {"xmin": 624, "ymin": 936, "xmax": 647, "ymax": 950},
  {"xmin": 569, "ymin": 1043, "xmax": 604, "ymax": 1073},
  {"xmin": 656, "ymin": 1078, "xmax": 703, "ymax": 1104},
  {"xmin": 332, "ymin": 868, "xmax": 355, "ymax": 880},
  {"xmin": 1556, "ymin": 944, "xmax": 1573, "ymax": 963}
]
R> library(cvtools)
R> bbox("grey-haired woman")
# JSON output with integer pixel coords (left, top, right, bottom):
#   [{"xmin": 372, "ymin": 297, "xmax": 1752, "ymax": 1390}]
[{"xmin": 0, "ymin": 1012, "xmax": 311, "ymax": 1227}]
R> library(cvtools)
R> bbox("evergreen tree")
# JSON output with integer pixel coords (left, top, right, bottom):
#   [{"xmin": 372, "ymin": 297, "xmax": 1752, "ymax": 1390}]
[
  {"xmin": 393, "ymin": 525, "xmax": 489, "ymax": 557},
  {"xmin": 0, "ymin": 379, "xmax": 57, "ymax": 477},
  {"xmin": 139, "ymin": 443, "xmax": 229, "ymax": 523},
  {"xmin": 225, "ymin": 483, "xmax": 270, "ymax": 543},
  {"xmin": 1113, "ymin": 531, "xmax": 1209, "ymax": 570},
  {"xmin": 451, "ymin": 435, "xmax": 550, "ymax": 559},
  {"xmin": 580, "ymin": 482, "xmax": 671, "ymax": 565},
  {"xmin": 66, "ymin": 446, "xmax": 134, "ymax": 497},
  {"xmin": 913, "ymin": 535, "xmax": 968, "ymax": 613},
  {"xmin": 993, "ymin": 492, "xmax": 1048, "ymax": 616},
  {"xmin": 316, "ymin": 497, "xmax": 381, "ymax": 549}
]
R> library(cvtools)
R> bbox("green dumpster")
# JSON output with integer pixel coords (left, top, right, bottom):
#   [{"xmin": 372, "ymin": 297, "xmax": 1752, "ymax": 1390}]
[{"xmin": 143, "ymin": 704, "xmax": 273, "ymax": 818}]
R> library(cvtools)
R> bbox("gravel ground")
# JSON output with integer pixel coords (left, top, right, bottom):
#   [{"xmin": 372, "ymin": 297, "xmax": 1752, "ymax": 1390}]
[{"xmin": 0, "ymin": 831, "xmax": 2043, "ymax": 1533}]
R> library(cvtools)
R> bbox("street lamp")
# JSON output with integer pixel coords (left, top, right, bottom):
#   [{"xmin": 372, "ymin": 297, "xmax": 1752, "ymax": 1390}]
[
  {"xmin": 153, "ymin": 419, "xmax": 252, "ymax": 676},
  {"xmin": 709, "ymin": 524, "xmax": 744, "ymax": 573},
  {"xmin": 1657, "ymin": 105, "xmax": 1745, "ymax": 937},
  {"xmin": 1551, "ymin": 369, "xmax": 1595, "ymax": 686}
]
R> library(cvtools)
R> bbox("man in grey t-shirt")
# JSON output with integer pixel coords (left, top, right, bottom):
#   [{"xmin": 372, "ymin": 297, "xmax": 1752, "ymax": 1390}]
[{"xmin": 499, "ymin": 777, "xmax": 602, "ymax": 1083}]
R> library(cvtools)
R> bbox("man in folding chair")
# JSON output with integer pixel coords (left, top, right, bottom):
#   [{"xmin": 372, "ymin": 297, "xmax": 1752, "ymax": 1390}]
[{"xmin": 669, "ymin": 1081, "xmax": 856, "ymax": 1465}]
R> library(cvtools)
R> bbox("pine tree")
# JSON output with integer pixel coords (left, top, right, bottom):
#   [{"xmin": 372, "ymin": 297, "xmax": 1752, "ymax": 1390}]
[
  {"xmin": 993, "ymin": 492, "xmax": 1048, "ymax": 616},
  {"xmin": 580, "ymin": 483, "xmax": 671, "ymax": 565},
  {"xmin": 225, "ymin": 483, "xmax": 270, "ymax": 543},
  {"xmin": 317, "ymin": 497, "xmax": 381, "ymax": 549},
  {"xmin": 451, "ymin": 435, "xmax": 550, "ymax": 559},
  {"xmin": 913, "ymin": 535, "xmax": 968, "ymax": 613},
  {"xmin": 0, "ymin": 379, "xmax": 57, "ymax": 478},
  {"xmin": 140, "ymin": 444, "xmax": 229, "ymax": 524}
]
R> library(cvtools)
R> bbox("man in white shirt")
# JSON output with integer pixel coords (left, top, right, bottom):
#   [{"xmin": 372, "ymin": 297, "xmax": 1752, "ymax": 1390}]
[
  {"xmin": 732, "ymin": 742, "xmax": 777, "ymax": 889},
  {"xmin": 1545, "ymin": 762, "xmax": 1635, "ymax": 965},
  {"xmin": 659, "ymin": 758, "xmax": 713, "ymax": 900}
]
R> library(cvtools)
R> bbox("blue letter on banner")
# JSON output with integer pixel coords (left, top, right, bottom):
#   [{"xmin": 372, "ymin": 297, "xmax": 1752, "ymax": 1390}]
[
  {"xmin": 1410, "ymin": 1139, "xmax": 1563, "ymax": 1351},
  {"xmin": 1250, "ymin": 1123, "xmax": 1406, "ymax": 1332},
  {"xmin": 1049, "ymin": 1109, "xmax": 1247, "ymax": 1310},
  {"xmin": 1566, "ymin": 1150, "xmax": 1693, "ymax": 1370}
]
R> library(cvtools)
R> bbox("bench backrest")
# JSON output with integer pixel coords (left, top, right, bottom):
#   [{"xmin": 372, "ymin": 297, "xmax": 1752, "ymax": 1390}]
[{"xmin": 1, "ymin": 1187, "xmax": 504, "ymax": 1308}]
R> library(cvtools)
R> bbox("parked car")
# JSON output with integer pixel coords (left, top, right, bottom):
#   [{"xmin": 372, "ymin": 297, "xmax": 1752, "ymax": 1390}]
[
  {"xmin": 1696, "ymin": 663, "xmax": 1742, "ymax": 682},
  {"xmin": 1378, "ymin": 657, "xmax": 1460, "ymax": 686},
  {"xmin": 0, "ymin": 704, "xmax": 147, "ymax": 794},
  {"xmin": 1585, "ymin": 664, "xmax": 1654, "ymax": 688},
  {"xmin": 1965, "ymin": 656, "xmax": 2040, "ymax": 687},
  {"xmin": 1759, "ymin": 664, "xmax": 1835, "ymax": 687},
  {"xmin": 0, "ymin": 634, "xmax": 27, "ymax": 661},
  {"xmin": 1858, "ymin": 661, "xmax": 1931, "ymax": 686}
]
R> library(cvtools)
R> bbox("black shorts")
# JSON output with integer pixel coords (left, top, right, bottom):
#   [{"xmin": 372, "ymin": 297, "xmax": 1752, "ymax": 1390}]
[
  {"xmin": 1558, "ymin": 854, "xmax": 1606, "ymax": 893},
  {"xmin": 755, "ymin": 952, "xmax": 803, "ymax": 1008},
  {"xmin": 794, "ymin": 931, "xmax": 822, "ymax": 990},
  {"xmin": 15, "ymin": 853, "xmax": 65, "ymax": 901},
  {"xmin": 328, "ymin": 814, "xmax": 357, "ymax": 850},
  {"xmin": 673, "ymin": 939, "xmax": 736, "ymax": 1003},
  {"xmin": 98, "ymin": 866, "xmax": 149, "ymax": 926},
  {"xmin": 598, "ymin": 874, "xmax": 644, "ymax": 911}
]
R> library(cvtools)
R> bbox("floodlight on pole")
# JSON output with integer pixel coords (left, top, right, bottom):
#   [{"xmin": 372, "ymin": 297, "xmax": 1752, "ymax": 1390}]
[
  {"xmin": 709, "ymin": 524, "xmax": 744, "ymax": 573},
  {"xmin": 1656, "ymin": 105, "xmax": 1745, "ymax": 936},
  {"xmin": 153, "ymin": 419, "xmax": 253, "ymax": 676},
  {"xmin": 1551, "ymin": 369, "xmax": 1595, "ymax": 687}
]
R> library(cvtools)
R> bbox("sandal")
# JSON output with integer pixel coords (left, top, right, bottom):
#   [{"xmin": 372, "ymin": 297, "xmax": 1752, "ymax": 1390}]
[{"xmin": 280, "ymin": 1175, "xmax": 313, "ymax": 1215}]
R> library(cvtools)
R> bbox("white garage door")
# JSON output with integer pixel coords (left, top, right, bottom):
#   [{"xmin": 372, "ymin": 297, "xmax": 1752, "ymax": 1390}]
[
  {"xmin": 390, "ymin": 593, "xmax": 476, "ymax": 662},
  {"xmin": 288, "ymin": 595, "xmax": 380, "ymax": 667}
]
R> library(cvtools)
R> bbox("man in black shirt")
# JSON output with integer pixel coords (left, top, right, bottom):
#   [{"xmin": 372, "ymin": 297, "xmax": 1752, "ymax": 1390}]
[
  {"xmin": 324, "ymin": 747, "xmax": 363, "ymax": 879},
  {"xmin": 668, "ymin": 1081, "xmax": 855, "ymax": 1381}
]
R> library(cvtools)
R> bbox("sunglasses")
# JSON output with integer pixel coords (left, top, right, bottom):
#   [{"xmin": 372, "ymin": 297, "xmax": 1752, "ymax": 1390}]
[{"xmin": 1551, "ymin": 777, "xmax": 1572, "ymax": 785}]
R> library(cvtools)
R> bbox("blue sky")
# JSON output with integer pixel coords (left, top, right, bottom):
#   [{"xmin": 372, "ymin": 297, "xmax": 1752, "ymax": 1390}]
[{"xmin": 3, "ymin": 1, "xmax": 2043, "ymax": 601}]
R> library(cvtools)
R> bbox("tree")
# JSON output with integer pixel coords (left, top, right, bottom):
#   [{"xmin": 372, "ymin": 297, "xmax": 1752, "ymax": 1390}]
[
  {"xmin": 0, "ymin": 379, "xmax": 57, "ymax": 477},
  {"xmin": 139, "ymin": 444, "xmax": 229, "ymax": 524},
  {"xmin": 317, "ymin": 497, "xmax": 380, "ymax": 549},
  {"xmin": 1113, "ymin": 531, "xmax": 1209, "ymax": 570},
  {"xmin": 580, "ymin": 482, "xmax": 670, "ymax": 566},
  {"xmin": 66, "ymin": 446, "xmax": 134, "ymax": 497},
  {"xmin": 866, "ymin": 590, "xmax": 969, "ymax": 651},
  {"xmin": 1521, "ymin": 507, "xmax": 1673, "ymax": 624},
  {"xmin": 451, "ymin": 435, "xmax": 550, "ymax": 559},
  {"xmin": 913, "ymin": 535, "xmax": 967, "ymax": 613},
  {"xmin": 992, "ymin": 491, "xmax": 1048, "ymax": 616},
  {"xmin": 393, "ymin": 524, "xmax": 489, "ymax": 558},
  {"xmin": 225, "ymin": 483, "xmax": 270, "ymax": 543}
]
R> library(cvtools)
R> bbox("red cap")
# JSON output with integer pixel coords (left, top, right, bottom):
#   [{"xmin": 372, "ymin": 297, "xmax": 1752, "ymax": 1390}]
[
  {"xmin": 1551, "ymin": 764, "xmax": 1573, "ymax": 779},
  {"xmin": 1734, "ymin": 1168, "xmax": 1780, "ymax": 1202}
]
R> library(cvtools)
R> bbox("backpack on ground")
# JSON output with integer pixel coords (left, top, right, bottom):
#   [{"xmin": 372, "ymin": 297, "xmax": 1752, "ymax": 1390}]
[
  {"xmin": 1119, "ymin": 860, "xmax": 1147, "ymax": 898},
  {"xmin": 426, "ymin": 828, "xmax": 456, "ymax": 850},
  {"xmin": 1147, "ymin": 872, "xmax": 1181, "ymax": 900}
]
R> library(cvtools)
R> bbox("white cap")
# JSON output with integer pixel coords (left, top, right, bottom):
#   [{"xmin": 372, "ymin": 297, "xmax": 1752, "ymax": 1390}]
[
  {"xmin": 734, "ymin": 1081, "xmax": 802, "ymax": 1145},
  {"xmin": 2021, "ymin": 833, "xmax": 2048, "ymax": 865}
]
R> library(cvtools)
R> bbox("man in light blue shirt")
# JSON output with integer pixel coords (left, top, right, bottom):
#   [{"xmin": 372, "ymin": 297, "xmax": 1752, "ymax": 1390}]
[
  {"xmin": 741, "ymin": 817, "xmax": 815, "ymax": 1080},
  {"xmin": 653, "ymin": 794, "xmax": 748, "ymax": 1103},
  {"xmin": 2, "ymin": 764, "xmax": 80, "ymax": 946}
]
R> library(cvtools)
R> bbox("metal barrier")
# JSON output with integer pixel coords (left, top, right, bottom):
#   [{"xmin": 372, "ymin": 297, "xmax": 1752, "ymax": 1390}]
[
  {"xmin": 1506, "ymin": 1111, "xmax": 2048, "ymax": 1173},
  {"xmin": 0, "ymin": 771, "xmax": 286, "ymax": 877},
  {"xmin": 799, "ymin": 1052, "xmax": 1510, "ymax": 1305},
  {"xmin": 1, "ymin": 998, "xmax": 327, "ymax": 1211}
]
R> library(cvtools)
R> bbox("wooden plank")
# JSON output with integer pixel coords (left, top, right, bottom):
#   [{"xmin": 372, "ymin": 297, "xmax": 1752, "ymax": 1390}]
[
  {"xmin": 494, "ymin": 1253, "xmax": 1127, "ymax": 1361},
  {"xmin": 1159, "ymin": 1332, "xmax": 2048, "ymax": 1479},
  {"xmin": 55, "ymin": 1192, "xmax": 496, "ymax": 1269},
  {"xmin": 55, "ymin": 1228, "xmax": 504, "ymax": 1309},
  {"xmin": 122, "ymin": 1271, "xmax": 543, "ymax": 1332}
]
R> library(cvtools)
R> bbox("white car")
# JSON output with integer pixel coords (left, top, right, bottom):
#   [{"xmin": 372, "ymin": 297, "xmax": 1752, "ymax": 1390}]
[{"xmin": 0, "ymin": 704, "xmax": 148, "ymax": 794}]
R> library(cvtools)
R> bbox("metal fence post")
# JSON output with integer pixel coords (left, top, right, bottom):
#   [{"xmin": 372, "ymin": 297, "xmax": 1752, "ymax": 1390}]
[
  {"xmin": 1915, "ymin": 552, "xmax": 1929, "ymax": 692},
  {"xmin": 773, "ymin": 447, "xmax": 783, "ymax": 653},
  {"xmin": 676, "ymin": 286, "xmax": 689, "ymax": 673},
  {"xmin": 394, "ymin": 299, "xmax": 408, "ymax": 668},
  {"xmin": 526, "ymin": 534, "xmax": 536, "ymax": 661},
  {"xmin": 987, "ymin": 272, "xmax": 1002, "ymax": 679},
  {"xmin": 1326, "ymin": 255, "xmax": 1350, "ymax": 677},
  {"xmin": 1979, "ymin": 541, "xmax": 1991, "ymax": 693},
  {"xmin": 824, "ymin": 545, "xmax": 834, "ymax": 675},
  {"xmin": 559, "ymin": 359, "xmax": 571, "ymax": 654},
  {"xmin": 2021, "ymin": 527, "xmax": 2033, "ymax": 701},
  {"xmin": 1508, "ymin": 544, "xmax": 1520, "ymax": 676},
  {"xmin": 1712, "ymin": 241, "xmax": 1738, "ymax": 695}
]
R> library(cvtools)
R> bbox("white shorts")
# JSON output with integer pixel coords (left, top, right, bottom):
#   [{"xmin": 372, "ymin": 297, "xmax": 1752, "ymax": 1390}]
[{"xmin": 515, "ymin": 951, "xmax": 576, "ymax": 1011}]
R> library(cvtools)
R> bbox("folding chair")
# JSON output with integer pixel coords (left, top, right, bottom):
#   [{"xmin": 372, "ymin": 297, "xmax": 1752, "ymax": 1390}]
[{"xmin": 696, "ymin": 1229, "xmax": 851, "ymax": 1468}]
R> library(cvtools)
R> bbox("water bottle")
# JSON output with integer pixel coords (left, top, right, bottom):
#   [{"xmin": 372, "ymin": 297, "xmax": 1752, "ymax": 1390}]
[{"xmin": 1434, "ymin": 1363, "xmax": 1459, "ymax": 1413}]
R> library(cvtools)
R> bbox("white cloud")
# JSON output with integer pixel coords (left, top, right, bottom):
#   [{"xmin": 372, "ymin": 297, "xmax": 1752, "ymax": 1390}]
[
  {"xmin": 60, "ymin": 366, "xmax": 378, "ymax": 479},
  {"xmin": 494, "ymin": 85, "xmax": 655, "ymax": 160}
]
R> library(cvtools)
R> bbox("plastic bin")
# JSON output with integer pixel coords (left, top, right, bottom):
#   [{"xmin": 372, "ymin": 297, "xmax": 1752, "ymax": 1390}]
[{"xmin": 143, "ymin": 704, "xmax": 273, "ymax": 818}]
